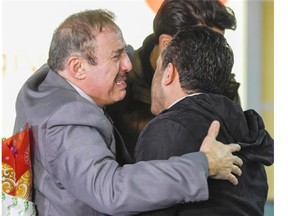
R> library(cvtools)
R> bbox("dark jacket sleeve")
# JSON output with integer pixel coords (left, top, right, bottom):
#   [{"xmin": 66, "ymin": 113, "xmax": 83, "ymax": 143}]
[{"xmin": 46, "ymin": 103, "xmax": 209, "ymax": 215}]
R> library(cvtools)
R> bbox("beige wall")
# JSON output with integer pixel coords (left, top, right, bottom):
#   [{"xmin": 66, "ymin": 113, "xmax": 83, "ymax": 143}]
[{"xmin": 262, "ymin": 0, "xmax": 274, "ymax": 201}]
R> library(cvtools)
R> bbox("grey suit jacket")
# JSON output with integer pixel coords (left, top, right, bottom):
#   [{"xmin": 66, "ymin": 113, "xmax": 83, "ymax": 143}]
[{"xmin": 13, "ymin": 64, "xmax": 208, "ymax": 216}]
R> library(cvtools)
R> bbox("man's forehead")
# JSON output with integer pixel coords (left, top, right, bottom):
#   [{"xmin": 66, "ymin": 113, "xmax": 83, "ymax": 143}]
[{"xmin": 96, "ymin": 28, "xmax": 125, "ymax": 46}]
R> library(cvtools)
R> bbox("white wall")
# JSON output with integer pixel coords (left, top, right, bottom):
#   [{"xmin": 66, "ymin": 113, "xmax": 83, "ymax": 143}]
[
  {"xmin": 1, "ymin": 0, "xmax": 155, "ymax": 136},
  {"xmin": 1, "ymin": 0, "xmax": 246, "ymax": 136}
]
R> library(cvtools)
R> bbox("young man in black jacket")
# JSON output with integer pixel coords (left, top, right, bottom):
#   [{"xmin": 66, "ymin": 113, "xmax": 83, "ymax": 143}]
[{"xmin": 135, "ymin": 26, "xmax": 273, "ymax": 216}]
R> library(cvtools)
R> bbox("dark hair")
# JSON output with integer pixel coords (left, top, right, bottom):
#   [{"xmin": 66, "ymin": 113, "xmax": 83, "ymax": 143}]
[
  {"xmin": 48, "ymin": 9, "xmax": 118, "ymax": 72},
  {"xmin": 161, "ymin": 26, "xmax": 234, "ymax": 94},
  {"xmin": 153, "ymin": 0, "xmax": 236, "ymax": 44}
]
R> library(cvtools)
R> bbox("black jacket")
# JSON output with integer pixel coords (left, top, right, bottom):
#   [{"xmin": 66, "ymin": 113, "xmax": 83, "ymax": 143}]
[{"xmin": 135, "ymin": 93, "xmax": 274, "ymax": 216}]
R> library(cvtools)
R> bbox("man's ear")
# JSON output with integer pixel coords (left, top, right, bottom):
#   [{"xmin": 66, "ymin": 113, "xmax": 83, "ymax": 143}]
[
  {"xmin": 163, "ymin": 63, "xmax": 177, "ymax": 86},
  {"xmin": 67, "ymin": 57, "xmax": 86, "ymax": 80},
  {"xmin": 159, "ymin": 34, "xmax": 172, "ymax": 50}
]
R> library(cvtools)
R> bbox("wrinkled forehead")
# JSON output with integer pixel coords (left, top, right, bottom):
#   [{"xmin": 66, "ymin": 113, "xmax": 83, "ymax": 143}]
[{"xmin": 93, "ymin": 25, "xmax": 127, "ymax": 58}]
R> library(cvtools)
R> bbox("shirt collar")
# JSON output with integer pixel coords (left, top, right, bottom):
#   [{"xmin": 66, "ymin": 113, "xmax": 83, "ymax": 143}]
[
  {"xmin": 66, "ymin": 80, "xmax": 97, "ymax": 106},
  {"xmin": 167, "ymin": 93, "xmax": 203, "ymax": 109}
]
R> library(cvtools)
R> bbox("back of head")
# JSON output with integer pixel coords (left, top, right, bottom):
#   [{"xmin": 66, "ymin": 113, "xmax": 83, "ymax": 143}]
[
  {"xmin": 153, "ymin": 0, "xmax": 236, "ymax": 44},
  {"xmin": 161, "ymin": 26, "xmax": 234, "ymax": 94},
  {"xmin": 48, "ymin": 9, "xmax": 118, "ymax": 72}
]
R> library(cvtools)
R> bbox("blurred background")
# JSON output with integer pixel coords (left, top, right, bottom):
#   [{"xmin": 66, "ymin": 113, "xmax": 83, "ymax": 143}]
[{"xmin": 1, "ymin": 0, "xmax": 275, "ymax": 215}]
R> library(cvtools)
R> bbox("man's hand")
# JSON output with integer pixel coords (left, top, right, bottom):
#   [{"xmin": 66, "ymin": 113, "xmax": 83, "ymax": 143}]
[{"xmin": 200, "ymin": 120, "xmax": 243, "ymax": 185}]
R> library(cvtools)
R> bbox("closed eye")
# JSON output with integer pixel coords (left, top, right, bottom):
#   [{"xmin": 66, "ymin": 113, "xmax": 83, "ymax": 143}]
[{"xmin": 111, "ymin": 46, "xmax": 127, "ymax": 62}]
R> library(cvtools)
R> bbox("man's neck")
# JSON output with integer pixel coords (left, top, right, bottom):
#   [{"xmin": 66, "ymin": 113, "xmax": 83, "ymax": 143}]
[{"xmin": 150, "ymin": 45, "xmax": 160, "ymax": 71}]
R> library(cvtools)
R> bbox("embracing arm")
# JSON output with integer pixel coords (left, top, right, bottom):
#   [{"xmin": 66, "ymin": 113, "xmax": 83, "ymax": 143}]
[
  {"xmin": 46, "ymin": 103, "xmax": 209, "ymax": 215},
  {"xmin": 46, "ymin": 103, "xmax": 241, "ymax": 215}
]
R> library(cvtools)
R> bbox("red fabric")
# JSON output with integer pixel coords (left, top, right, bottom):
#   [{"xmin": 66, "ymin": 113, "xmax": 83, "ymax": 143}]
[{"xmin": 2, "ymin": 123, "xmax": 32, "ymax": 199}]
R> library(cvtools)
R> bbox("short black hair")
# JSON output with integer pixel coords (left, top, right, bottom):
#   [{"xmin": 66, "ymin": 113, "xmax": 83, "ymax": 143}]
[
  {"xmin": 153, "ymin": 0, "xmax": 236, "ymax": 44},
  {"xmin": 161, "ymin": 26, "xmax": 234, "ymax": 94}
]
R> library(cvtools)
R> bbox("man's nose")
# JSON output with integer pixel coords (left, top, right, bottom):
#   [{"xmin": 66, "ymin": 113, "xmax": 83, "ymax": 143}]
[{"xmin": 121, "ymin": 52, "xmax": 132, "ymax": 72}]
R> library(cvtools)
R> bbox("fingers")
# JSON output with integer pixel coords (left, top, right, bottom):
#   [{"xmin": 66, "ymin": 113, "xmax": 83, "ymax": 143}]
[
  {"xmin": 228, "ymin": 143, "xmax": 241, "ymax": 153},
  {"xmin": 222, "ymin": 164, "xmax": 242, "ymax": 185},
  {"xmin": 227, "ymin": 174, "xmax": 239, "ymax": 185},
  {"xmin": 232, "ymin": 164, "xmax": 242, "ymax": 177},
  {"xmin": 207, "ymin": 120, "xmax": 220, "ymax": 138},
  {"xmin": 202, "ymin": 123, "xmax": 244, "ymax": 186},
  {"xmin": 233, "ymin": 155, "xmax": 243, "ymax": 167}
]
